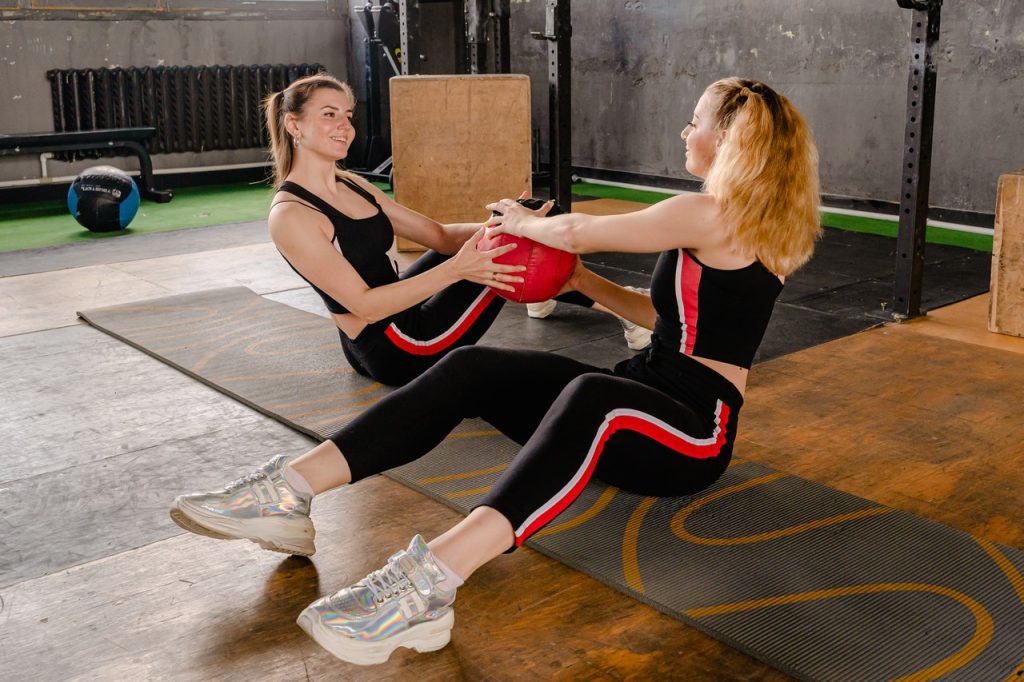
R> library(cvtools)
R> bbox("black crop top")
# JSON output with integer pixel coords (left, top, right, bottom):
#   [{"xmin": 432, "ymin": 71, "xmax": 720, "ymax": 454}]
[
  {"xmin": 649, "ymin": 248, "xmax": 783, "ymax": 369},
  {"xmin": 274, "ymin": 179, "xmax": 399, "ymax": 315}
]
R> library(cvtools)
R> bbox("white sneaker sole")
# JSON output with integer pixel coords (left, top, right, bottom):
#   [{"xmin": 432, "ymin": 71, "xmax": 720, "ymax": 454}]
[
  {"xmin": 169, "ymin": 497, "xmax": 316, "ymax": 556},
  {"xmin": 526, "ymin": 300, "xmax": 557, "ymax": 319},
  {"xmin": 297, "ymin": 605, "xmax": 454, "ymax": 665},
  {"xmin": 625, "ymin": 330, "xmax": 653, "ymax": 351}
]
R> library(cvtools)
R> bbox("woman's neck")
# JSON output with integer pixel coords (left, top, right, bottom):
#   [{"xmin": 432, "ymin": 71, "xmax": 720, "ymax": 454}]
[{"xmin": 285, "ymin": 155, "xmax": 341, "ymax": 197}]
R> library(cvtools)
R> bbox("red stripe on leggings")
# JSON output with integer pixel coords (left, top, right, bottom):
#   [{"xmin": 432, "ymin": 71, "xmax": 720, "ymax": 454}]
[
  {"xmin": 384, "ymin": 289, "xmax": 498, "ymax": 356},
  {"xmin": 516, "ymin": 403, "xmax": 730, "ymax": 544}
]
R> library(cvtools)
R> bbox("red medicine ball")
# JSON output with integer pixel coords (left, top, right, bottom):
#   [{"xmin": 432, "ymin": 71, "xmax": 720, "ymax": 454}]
[{"xmin": 477, "ymin": 198, "xmax": 576, "ymax": 303}]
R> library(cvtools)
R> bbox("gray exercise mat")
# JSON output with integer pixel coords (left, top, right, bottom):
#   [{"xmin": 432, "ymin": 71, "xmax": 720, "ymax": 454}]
[
  {"xmin": 79, "ymin": 287, "xmax": 1024, "ymax": 681},
  {"xmin": 79, "ymin": 287, "xmax": 389, "ymax": 438}
]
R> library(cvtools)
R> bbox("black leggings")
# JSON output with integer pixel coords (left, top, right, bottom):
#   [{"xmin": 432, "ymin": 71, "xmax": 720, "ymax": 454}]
[
  {"xmin": 331, "ymin": 344, "xmax": 742, "ymax": 548},
  {"xmin": 340, "ymin": 250, "xmax": 593, "ymax": 387}
]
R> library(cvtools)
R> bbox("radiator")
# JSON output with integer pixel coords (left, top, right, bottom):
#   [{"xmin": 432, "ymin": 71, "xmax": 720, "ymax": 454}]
[{"xmin": 46, "ymin": 63, "xmax": 326, "ymax": 161}]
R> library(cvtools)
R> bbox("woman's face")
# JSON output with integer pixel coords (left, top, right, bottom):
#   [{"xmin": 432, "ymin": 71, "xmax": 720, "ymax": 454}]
[
  {"xmin": 681, "ymin": 91, "xmax": 722, "ymax": 179},
  {"xmin": 288, "ymin": 87, "xmax": 355, "ymax": 161}
]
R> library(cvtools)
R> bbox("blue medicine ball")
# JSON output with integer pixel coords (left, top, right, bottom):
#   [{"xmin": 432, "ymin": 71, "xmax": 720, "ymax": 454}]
[{"xmin": 67, "ymin": 165, "xmax": 141, "ymax": 232}]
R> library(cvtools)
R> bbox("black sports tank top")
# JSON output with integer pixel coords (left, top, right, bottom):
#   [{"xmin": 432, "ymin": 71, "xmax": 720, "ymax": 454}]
[
  {"xmin": 649, "ymin": 248, "xmax": 783, "ymax": 369},
  {"xmin": 274, "ymin": 178, "xmax": 399, "ymax": 315}
]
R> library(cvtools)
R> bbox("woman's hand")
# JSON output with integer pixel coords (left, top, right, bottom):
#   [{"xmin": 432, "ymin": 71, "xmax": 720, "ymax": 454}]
[
  {"xmin": 449, "ymin": 227, "xmax": 526, "ymax": 294},
  {"xmin": 484, "ymin": 193, "xmax": 555, "ymax": 238}
]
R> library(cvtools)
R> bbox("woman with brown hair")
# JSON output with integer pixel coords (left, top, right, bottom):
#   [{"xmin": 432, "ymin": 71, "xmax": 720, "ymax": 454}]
[
  {"xmin": 261, "ymin": 72, "xmax": 532, "ymax": 387},
  {"xmin": 172, "ymin": 76, "xmax": 820, "ymax": 666}
]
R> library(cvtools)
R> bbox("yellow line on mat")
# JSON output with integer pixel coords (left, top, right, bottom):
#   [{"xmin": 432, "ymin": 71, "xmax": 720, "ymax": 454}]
[
  {"xmin": 685, "ymin": 583, "xmax": 993, "ymax": 682},
  {"xmin": 622, "ymin": 497, "xmax": 657, "ymax": 593},
  {"xmin": 535, "ymin": 487, "xmax": 619, "ymax": 538},
  {"xmin": 671, "ymin": 473, "xmax": 894, "ymax": 546}
]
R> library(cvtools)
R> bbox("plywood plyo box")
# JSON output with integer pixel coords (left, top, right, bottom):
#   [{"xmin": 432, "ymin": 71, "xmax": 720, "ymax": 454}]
[
  {"xmin": 990, "ymin": 170, "xmax": 1024, "ymax": 337},
  {"xmin": 390, "ymin": 75, "xmax": 532, "ymax": 251}
]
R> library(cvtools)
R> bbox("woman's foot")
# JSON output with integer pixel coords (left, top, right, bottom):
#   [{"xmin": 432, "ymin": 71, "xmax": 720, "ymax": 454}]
[
  {"xmin": 619, "ymin": 286, "xmax": 653, "ymax": 350},
  {"xmin": 169, "ymin": 455, "xmax": 316, "ymax": 556},
  {"xmin": 525, "ymin": 299, "xmax": 557, "ymax": 318},
  {"xmin": 297, "ymin": 535, "xmax": 457, "ymax": 665}
]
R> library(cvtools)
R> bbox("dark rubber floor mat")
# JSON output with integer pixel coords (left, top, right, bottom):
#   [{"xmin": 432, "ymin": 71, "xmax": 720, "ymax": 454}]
[{"xmin": 79, "ymin": 287, "xmax": 1024, "ymax": 681}]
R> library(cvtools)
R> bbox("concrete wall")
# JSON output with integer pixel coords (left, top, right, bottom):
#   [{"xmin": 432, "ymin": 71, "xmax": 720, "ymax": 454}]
[
  {"xmin": 0, "ymin": 14, "xmax": 349, "ymax": 182},
  {"xmin": 3, "ymin": 0, "xmax": 1021, "ymax": 213},
  {"xmin": 508, "ymin": 0, "xmax": 1024, "ymax": 214}
]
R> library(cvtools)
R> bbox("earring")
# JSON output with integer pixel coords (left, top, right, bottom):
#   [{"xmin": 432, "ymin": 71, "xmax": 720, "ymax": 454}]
[{"xmin": 292, "ymin": 136, "xmax": 299, "ymax": 148}]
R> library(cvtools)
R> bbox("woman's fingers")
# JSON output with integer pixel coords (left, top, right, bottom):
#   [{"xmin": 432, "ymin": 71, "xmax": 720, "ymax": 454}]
[
  {"xmin": 466, "ymin": 225, "xmax": 486, "ymax": 245},
  {"xmin": 496, "ymin": 263, "xmax": 527, "ymax": 273},
  {"xmin": 481, "ymin": 241, "xmax": 518, "ymax": 258}
]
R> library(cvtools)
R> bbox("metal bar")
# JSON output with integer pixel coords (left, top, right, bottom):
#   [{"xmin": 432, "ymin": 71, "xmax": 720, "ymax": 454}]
[
  {"xmin": 398, "ymin": 0, "xmax": 410, "ymax": 75},
  {"xmin": 493, "ymin": 0, "xmax": 511, "ymax": 74},
  {"xmin": 453, "ymin": 0, "xmax": 468, "ymax": 73},
  {"xmin": 892, "ymin": 0, "xmax": 943, "ymax": 319},
  {"xmin": 548, "ymin": 0, "xmax": 571, "ymax": 210},
  {"xmin": 466, "ymin": 0, "xmax": 485, "ymax": 74}
]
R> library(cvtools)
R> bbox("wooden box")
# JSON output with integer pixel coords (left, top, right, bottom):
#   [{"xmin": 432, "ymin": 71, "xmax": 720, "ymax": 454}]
[
  {"xmin": 389, "ymin": 75, "xmax": 532, "ymax": 251},
  {"xmin": 990, "ymin": 170, "xmax": 1024, "ymax": 336}
]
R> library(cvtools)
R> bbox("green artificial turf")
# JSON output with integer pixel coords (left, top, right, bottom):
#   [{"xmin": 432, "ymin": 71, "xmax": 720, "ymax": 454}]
[
  {"xmin": 0, "ymin": 180, "xmax": 395, "ymax": 253},
  {"xmin": 0, "ymin": 182, "xmax": 276, "ymax": 253},
  {"xmin": 0, "ymin": 178, "xmax": 990, "ymax": 254}
]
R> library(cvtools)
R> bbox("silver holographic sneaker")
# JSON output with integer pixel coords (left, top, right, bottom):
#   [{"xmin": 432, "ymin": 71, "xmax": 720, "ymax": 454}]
[
  {"xmin": 297, "ymin": 535, "xmax": 457, "ymax": 665},
  {"xmin": 169, "ymin": 454, "xmax": 315, "ymax": 556}
]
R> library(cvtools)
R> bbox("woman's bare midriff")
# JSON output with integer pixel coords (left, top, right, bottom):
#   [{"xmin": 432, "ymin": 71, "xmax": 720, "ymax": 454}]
[{"xmin": 690, "ymin": 354, "xmax": 747, "ymax": 397}]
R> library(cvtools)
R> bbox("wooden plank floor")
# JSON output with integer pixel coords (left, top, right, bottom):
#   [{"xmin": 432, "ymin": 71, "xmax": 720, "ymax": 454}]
[
  {"xmin": 5, "ymin": 288, "xmax": 1022, "ymax": 680},
  {"xmin": 740, "ymin": 293, "xmax": 1024, "ymax": 551}
]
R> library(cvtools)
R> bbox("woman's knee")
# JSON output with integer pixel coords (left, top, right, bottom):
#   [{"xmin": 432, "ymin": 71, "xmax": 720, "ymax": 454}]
[
  {"xmin": 560, "ymin": 372, "xmax": 623, "ymax": 401},
  {"xmin": 428, "ymin": 345, "xmax": 508, "ymax": 390}
]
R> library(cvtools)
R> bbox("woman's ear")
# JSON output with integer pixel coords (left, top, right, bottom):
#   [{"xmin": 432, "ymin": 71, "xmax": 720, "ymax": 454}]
[{"xmin": 283, "ymin": 112, "xmax": 299, "ymax": 138}]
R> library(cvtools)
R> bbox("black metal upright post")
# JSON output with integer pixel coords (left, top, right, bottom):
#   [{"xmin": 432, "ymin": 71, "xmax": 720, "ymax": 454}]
[
  {"xmin": 466, "ymin": 0, "xmax": 486, "ymax": 73},
  {"xmin": 398, "ymin": 0, "xmax": 410, "ymax": 75},
  {"xmin": 493, "ymin": 0, "xmax": 511, "ymax": 74},
  {"xmin": 360, "ymin": 3, "xmax": 387, "ymax": 170},
  {"xmin": 892, "ymin": 0, "xmax": 943, "ymax": 319},
  {"xmin": 533, "ymin": 0, "xmax": 572, "ymax": 210}
]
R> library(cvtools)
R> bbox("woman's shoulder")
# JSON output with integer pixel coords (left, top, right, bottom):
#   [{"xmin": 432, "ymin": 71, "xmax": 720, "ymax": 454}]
[
  {"xmin": 338, "ymin": 171, "xmax": 385, "ymax": 199},
  {"xmin": 647, "ymin": 192, "xmax": 724, "ymax": 244},
  {"xmin": 268, "ymin": 195, "xmax": 331, "ymax": 240}
]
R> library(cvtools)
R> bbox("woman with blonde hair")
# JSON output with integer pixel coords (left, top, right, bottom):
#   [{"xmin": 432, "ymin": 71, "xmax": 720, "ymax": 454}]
[{"xmin": 171, "ymin": 76, "xmax": 820, "ymax": 666}]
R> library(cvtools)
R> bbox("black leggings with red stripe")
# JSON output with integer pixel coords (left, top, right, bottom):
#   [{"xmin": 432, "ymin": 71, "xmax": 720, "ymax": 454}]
[
  {"xmin": 331, "ymin": 343, "xmax": 742, "ymax": 549},
  {"xmin": 339, "ymin": 250, "xmax": 593, "ymax": 387}
]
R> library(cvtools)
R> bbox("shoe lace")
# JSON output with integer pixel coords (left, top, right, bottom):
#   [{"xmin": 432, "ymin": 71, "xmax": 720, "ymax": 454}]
[
  {"xmin": 363, "ymin": 560, "xmax": 412, "ymax": 604},
  {"xmin": 224, "ymin": 470, "xmax": 267, "ymax": 492}
]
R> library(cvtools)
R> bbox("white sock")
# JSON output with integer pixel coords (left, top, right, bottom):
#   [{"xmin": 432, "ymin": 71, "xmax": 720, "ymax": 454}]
[
  {"xmin": 282, "ymin": 464, "xmax": 315, "ymax": 496},
  {"xmin": 432, "ymin": 555, "xmax": 465, "ymax": 589}
]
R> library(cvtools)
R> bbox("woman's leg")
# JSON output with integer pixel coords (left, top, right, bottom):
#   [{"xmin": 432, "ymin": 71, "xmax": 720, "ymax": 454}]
[
  {"xmin": 390, "ymin": 250, "xmax": 506, "ymax": 358},
  {"xmin": 434, "ymin": 371, "xmax": 737, "ymax": 570},
  {"xmin": 329, "ymin": 346, "xmax": 609, "ymax": 482},
  {"xmin": 170, "ymin": 347, "xmax": 606, "ymax": 553},
  {"xmin": 296, "ymin": 372, "xmax": 738, "ymax": 665}
]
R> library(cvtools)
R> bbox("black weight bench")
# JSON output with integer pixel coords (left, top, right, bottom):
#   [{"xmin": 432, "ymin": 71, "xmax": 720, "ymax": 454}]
[{"xmin": 0, "ymin": 127, "xmax": 173, "ymax": 202}]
